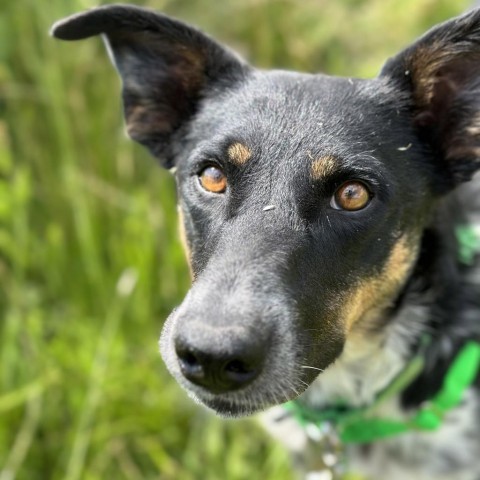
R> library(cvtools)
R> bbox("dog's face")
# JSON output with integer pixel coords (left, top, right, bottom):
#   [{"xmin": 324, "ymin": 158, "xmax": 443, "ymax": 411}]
[
  {"xmin": 164, "ymin": 73, "xmax": 434, "ymax": 415},
  {"xmin": 52, "ymin": 6, "xmax": 480, "ymax": 416}
]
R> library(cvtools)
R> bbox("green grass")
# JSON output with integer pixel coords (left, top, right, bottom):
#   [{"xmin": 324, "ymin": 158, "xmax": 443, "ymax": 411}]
[{"xmin": 0, "ymin": 0, "xmax": 469, "ymax": 479}]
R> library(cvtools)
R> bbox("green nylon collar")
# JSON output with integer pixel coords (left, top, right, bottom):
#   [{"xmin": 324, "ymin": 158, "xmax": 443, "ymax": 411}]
[{"xmin": 284, "ymin": 341, "xmax": 480, "ymax": 444}]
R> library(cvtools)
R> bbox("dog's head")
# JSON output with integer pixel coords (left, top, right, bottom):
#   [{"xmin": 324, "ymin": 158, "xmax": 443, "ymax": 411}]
[{"xmin": 52, "ymin": 6, "xmax": 480, "ymax": 416}]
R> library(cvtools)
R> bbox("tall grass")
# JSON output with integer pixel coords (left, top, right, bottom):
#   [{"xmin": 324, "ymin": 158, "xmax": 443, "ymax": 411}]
[{"xmin": 0, "ymin": 0, "xmax": 469, "ymax": 479}]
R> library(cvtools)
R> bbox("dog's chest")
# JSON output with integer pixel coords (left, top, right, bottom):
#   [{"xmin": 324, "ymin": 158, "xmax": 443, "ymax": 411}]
[
  {"xmin": 261, "ymin": 323, "xmax": 480, "ymax": 480},
  {"xmin": 262, "ymin": 390, "xmax": 480, "ymax": 480},
  {"xmin": 347, "ymin": 390, "xmax": 480, "ymax": 480}
]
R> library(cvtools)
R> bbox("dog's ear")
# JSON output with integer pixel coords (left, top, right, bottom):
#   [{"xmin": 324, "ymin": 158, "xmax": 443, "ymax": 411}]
[
  {"xmin": 380, "ymin": 9, "xmax": 480, "ymax": 184},
  {"xmin": 51, "ymin": 5, "xmax": 248, "ymax": 168}
]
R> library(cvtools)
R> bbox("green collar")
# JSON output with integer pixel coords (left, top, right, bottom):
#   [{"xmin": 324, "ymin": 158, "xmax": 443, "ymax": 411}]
[{"xmin": 284, "ymin": 341, "xmax": 480, "ymax": 445}]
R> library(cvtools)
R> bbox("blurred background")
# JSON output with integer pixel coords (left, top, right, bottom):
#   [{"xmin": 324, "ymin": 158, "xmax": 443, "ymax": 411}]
[{"xmin": 0, "ymin": 0, "xmax": 470, "ymax": 479}]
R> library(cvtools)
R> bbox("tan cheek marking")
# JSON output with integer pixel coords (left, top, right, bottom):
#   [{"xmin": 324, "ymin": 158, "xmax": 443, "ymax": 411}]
[
  {"xmin": 342, "ymin": 235, "xmax": 418, "ymax": 333},
  {"xmin": 310, "ymin": 155, "xmax": 338, "ymax": 180},
  {"xmin": 227, "ymin": 142, "xmax": 252, "ymax": 166},
  {"xmin": 177, "ymin": 205, "xmax": 193, "ymax": 279}
]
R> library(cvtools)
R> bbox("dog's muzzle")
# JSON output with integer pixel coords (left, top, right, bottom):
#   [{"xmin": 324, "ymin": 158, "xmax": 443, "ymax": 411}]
[
  {"xmin": 159, "ymin": 273, "xmax": 305, "ymax": 416},
  {"xmin": 159, "ymin": 220, "xmax": 340, "ymax": 416}
]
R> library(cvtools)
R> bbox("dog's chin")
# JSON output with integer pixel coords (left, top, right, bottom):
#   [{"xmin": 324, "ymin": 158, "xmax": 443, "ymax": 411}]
[
  {"xmin": 182, "ymin": 383, "xmax": 306, "ymax": 418},
  {"xmin": 189, "ymin": 391, "xmax": 266, "ymax": 418}
]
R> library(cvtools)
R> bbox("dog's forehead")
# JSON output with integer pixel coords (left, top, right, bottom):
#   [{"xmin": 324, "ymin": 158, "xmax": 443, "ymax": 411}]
[
  {"xmin": 195, "ymin": 70, "xmax": 412, "ymax": 173},
  {"xmin": 217, "ymin": 71, "xmax": 368, "ymax": 136}
]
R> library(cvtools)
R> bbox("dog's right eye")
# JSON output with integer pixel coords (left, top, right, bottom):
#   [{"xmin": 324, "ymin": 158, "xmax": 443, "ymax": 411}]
[{"xmin": 198, "ymin": 166, "xmax": 227, "ymax": 194}]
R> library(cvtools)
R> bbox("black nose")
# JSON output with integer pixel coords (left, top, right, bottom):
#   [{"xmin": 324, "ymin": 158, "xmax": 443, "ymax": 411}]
[{"xmin": 174, "ymin": 330, "xmax": 265, "ymax": 394}]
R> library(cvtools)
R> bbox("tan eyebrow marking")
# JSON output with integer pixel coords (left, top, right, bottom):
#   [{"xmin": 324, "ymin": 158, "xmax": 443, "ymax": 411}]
[
  {"xmin": 227, "ymin": 142, "xmax": 252, "ymax": 166},
  {"xmin": 310, "ymin": 155, "xmax": 338, "ymax": 180}
]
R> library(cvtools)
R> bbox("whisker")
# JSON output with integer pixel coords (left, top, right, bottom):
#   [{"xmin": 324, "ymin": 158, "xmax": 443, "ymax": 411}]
[
  {"xmin": 280, "ymin": 388, "xmax": 291, "ymax": 403},
  {"xmin": 285, "ymin": 380, "xmax": 300, "ymax": 397},
  {"xmin": 300, "ymin": 365, "xmax": 324, "ymax": 372}
]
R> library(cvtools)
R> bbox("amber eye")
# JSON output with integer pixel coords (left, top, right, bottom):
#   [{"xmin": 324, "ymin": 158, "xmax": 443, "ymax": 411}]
[
  {"xmin": 331, "ymin": 181, "xmax": 371, "ymax": 211},
  {"xmin": 198, "ymin": 166, "xmax": 227, "ymax": 193}
]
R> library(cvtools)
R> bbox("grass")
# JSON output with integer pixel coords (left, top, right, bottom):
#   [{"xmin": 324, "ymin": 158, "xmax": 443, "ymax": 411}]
[{"xmin": 0, "ymin": 0, "xmax": 469, "ymax": 479}]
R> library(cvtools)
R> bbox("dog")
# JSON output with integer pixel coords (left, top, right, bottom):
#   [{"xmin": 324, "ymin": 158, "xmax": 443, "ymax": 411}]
[{"xmin": 51, "ymin": 5, "xmax": 480, "ymax": 479}]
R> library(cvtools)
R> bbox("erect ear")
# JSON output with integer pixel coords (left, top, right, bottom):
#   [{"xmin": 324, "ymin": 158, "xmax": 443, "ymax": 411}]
[
  {"xmin": 380, "ymin": 9, "xmax": 480, "ymax": 184},
  {"xmin": 51, "ymin": 5, "xmax": 249, "ymax": 168}
]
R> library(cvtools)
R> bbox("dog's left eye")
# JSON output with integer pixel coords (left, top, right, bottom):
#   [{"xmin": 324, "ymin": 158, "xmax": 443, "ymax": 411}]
[
  {"xmin": 331, "ymin": 181, "xmax": 371, "ymax": 211},
  {"xmin": 198, "ymin": 166, "xmax": 227, "ymax": 193}
]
